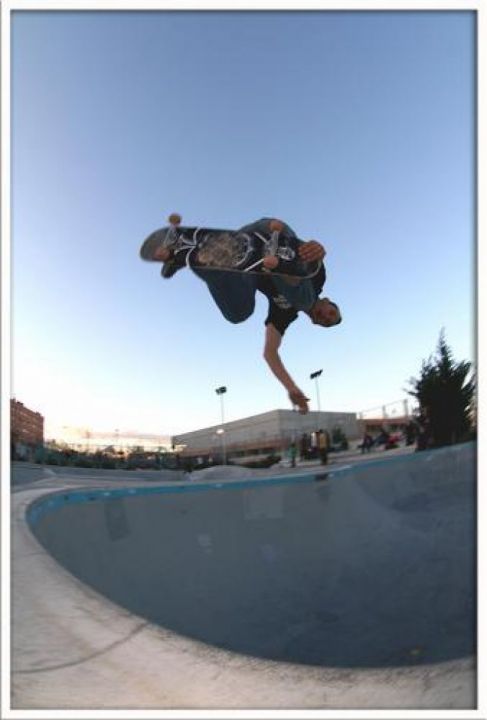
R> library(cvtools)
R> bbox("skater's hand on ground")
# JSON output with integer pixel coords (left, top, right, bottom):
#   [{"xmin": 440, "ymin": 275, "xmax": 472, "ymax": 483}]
[
  {"xmin": 288, "ymin": 387, "xmax": 310, "ymax": 414},
  {"xmin": 299, "ymin": 241, "xmax": 325, "ymax": 263}
]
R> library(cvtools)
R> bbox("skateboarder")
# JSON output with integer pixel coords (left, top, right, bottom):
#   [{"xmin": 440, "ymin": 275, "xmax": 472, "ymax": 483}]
[{"xmin": 149, "ymin": 218, "xmax": 341, "ymax": 414}]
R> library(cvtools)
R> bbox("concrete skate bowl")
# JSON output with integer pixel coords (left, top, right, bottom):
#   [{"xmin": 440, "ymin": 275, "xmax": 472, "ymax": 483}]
[{"xmin": 27, "ymin": 442, "xmax": 476, "ymax": 670}]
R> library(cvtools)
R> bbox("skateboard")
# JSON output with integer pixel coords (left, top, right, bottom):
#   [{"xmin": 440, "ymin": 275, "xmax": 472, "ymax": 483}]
[{"xmin": 140, "ymin": 214, "xmax": 322, "ymax": 280}]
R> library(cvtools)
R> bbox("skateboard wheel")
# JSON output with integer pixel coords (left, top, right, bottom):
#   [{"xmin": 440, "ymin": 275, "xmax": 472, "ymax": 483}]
[
  {"xmin": 168, "ymin": 213, "xmax": 182, "ymax": 226},
  {"xmin": 270, "ymin": 219, "xmax": 284, "ymax": 233},
  {"xmin": 263, "ymin": 255, "xmax": 279, "ymax": 270}
]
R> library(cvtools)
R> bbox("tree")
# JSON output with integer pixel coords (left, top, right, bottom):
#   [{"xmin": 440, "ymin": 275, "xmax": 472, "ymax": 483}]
[
  {"xmin": 331, "ymin": 426, "xmax": 349, "ymax": 450},
  {"xmin": 407, "ymin": 330, "xmax": 476, "ymax": 448}
]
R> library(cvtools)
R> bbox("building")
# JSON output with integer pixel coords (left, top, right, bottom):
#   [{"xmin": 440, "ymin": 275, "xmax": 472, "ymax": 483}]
[
  {"xmin": 172, "ymin": 408, "xmax": 359, "ymax": 463},
  {"xmin": 357, "ymin": 416, "xmax": 412, "ymax": 437},
  {"xmin": 45, "ymin": 425, "xmax": 171, "ymax": 454},
  {"xmin": 357, "ymin": 399, "xmax": 414, "ymax": 435},
  {"xmin": 11, "ymin": 399, "xmax": 44, "ymax": 458}
]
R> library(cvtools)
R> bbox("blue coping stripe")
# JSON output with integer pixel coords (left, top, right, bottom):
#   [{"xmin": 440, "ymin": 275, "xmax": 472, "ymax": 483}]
[
  {"xmin": 26, "ymin": 441, "xmax": 474, "ymax": 529},
  {"xmin": 26, "ymin": 474, "xmax": 315, "ymax": 527}
]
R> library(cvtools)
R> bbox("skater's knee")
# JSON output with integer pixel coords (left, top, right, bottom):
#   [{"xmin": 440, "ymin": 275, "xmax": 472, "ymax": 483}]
[
  {"xmin": 223, "ymin": 306, "xmax": 254, "ymax": 324},
  {"xmin": 221, "ymin": 297, "xmax": 255, "ymax": 323}
]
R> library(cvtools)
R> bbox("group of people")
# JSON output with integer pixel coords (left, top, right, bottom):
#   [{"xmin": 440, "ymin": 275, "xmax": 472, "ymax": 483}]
[
  {"xmin": 360, "ymin": 418, "xmax": 430, "ymax": 454},
  {"xmin": 360, "ymin": 428, "xmax": 399, "ymax": 453},
  {"xmin": 287, "ymin": 429, "xmax": 331, "ymax": 467}
]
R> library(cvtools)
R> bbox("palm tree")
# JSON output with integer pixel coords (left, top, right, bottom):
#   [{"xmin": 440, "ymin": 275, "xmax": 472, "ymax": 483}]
[{"xmin": 407, "ymin": 330, "xmax": 476, "ymax": 448}]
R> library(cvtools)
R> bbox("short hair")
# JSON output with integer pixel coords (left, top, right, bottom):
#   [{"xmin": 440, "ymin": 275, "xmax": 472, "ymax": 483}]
[{"xmin": 327, "ymin": 300, "xmax": 342, "ymax": 326}]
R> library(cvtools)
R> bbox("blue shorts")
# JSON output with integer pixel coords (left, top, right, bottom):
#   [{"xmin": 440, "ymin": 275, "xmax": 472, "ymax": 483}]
[{"xmin": 193, "ymin": 268, "xmax": 316, "ymax": 323}]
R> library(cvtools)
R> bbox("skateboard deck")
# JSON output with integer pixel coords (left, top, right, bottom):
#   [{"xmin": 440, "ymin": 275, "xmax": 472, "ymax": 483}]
[{"xmin": 140, "ymin": 215, "xmax": 321, "ymax": 280}]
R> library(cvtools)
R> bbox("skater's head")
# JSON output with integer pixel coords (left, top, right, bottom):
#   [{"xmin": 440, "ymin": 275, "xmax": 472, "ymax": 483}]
[{"xmin": 307, "ymin": 297, "xmax": 342, "ymax": 327}]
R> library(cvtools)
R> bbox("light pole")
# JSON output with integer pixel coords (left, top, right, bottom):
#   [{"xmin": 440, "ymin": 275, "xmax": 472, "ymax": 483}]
[
  {"xmin": 215, "ymin": 386, "xmax": 227, "ymax": 464},
  {"xmin": 216, "ymin": 428, "xmax": 225, "ymax": 465},
  {"xmin": 403, "ymin": 399, "xmax": 409, "ymax": 418},
  {"xmin": 310, "ymin": 369, "xmax": 323, "ymax": 413}
]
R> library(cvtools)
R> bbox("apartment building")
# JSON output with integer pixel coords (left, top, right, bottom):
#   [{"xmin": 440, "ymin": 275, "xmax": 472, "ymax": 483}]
[{"xmin": 11, "ymin": 399, "xmax": 44, "ymax": 452}]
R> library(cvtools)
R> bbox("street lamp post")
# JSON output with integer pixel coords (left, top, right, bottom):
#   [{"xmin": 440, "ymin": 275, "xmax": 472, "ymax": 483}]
[
  {"xmin": 310, "ymin": 369, "xmax": 323, "ymax": 413},
  {"xmin": 215, "ymin": 386, "xmax": 227, "ymax": 464},
  {"xmin": 216, "ymin": 428, "xmax": 225, "ymax": 465}
]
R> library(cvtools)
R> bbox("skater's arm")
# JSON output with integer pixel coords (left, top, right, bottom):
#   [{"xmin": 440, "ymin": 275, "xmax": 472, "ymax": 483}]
[{"xmin": 263, "ymin": 324, "xmax": 310, "ymax": 414}]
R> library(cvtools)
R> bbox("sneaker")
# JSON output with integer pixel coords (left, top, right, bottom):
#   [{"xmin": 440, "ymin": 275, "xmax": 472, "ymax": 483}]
[{"xmin": 161, "ymin": 262, "xmax": 183, "ymax": 279}]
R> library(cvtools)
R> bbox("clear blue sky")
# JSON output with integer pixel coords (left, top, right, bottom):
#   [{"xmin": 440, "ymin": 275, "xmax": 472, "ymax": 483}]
[{"xmin": 10, "ymin": 9, "xmax": 475, "ymax": 437}]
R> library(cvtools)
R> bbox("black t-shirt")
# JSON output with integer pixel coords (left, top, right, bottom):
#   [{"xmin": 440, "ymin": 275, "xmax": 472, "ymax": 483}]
[{"xmin": 257, "ymin": 264, "xmax": 326, "ymax": 336}]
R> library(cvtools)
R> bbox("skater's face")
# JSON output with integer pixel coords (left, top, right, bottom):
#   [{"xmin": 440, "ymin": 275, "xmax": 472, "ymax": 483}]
[{"xmin": 309, "ymin": 298, "xmax": 341, "ymax": 327}]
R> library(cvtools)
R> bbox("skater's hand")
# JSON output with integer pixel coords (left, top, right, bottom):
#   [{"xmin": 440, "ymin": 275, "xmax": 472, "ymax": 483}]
[
  {"xmin": 153, "ymin": 246, "xmax": 171, "ymax": 262},
  {"xmin": 299, "ymin": 241, "xmax": 325, "ymax": 263},
  {"xmin": 288, "ymin": 386, "xmax": 310, "ymax": 414}
]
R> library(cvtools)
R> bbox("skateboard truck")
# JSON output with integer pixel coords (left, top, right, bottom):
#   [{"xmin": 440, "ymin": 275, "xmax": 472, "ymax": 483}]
[
  {"xmin": 245, "ymin": 219, "xmax": 284, "ymax": 272},
  {"xmin": 267, "ymin": 219, "xmax": 283, "ymax": 256},
  {"xmin": 160, "ymin": 213, "xmax": 182, "ymax": 252},
  {"xmin": 163, "ymin": 213, "xmax": 193, "ymax": 260},
  {"xmin": 165, "ymin": 213, "xmax": 200, "ymax": 267}
]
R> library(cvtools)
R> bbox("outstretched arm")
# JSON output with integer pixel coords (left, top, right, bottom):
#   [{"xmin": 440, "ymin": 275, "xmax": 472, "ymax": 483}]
[{"xmin": 263, "ymin": 324, "xmax": 310, "ymax": 414}]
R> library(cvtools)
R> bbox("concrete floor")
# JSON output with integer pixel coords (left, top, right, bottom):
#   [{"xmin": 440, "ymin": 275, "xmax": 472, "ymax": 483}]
[{"xmin": 10, "ymin": 442, "xmax": 476, "ymax": 710}]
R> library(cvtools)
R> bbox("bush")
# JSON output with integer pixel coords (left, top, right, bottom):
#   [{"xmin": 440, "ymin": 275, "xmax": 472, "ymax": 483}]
[{"xmin": 407, "ymin": 330, "xmax": 476, "ymax": 448}]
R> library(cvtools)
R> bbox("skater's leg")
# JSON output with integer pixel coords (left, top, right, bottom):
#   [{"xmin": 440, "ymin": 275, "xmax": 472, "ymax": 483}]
[{"xmin": 192, "ymin": 268, "xmax": 257, "ymax": 323}]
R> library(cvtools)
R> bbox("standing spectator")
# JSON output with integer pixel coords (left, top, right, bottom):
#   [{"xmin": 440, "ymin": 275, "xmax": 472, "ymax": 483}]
[
  {"xmin": 361, "ymin": 433, "xmax": 373, "ymax": 453},
  {"xmin": 288, "ymin": 442, "xmax": 297, "ymax": 467},
  {"xmin": 317, "ymin": 429, "xmax": 329, "ymax": 465},
  {"xmin": 310, "ymin": 431, "xmax": 318, "ymax": 459},
  {"xmin": 299, "ymin": 432, "xmax": 309, "ymax": 460}
]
